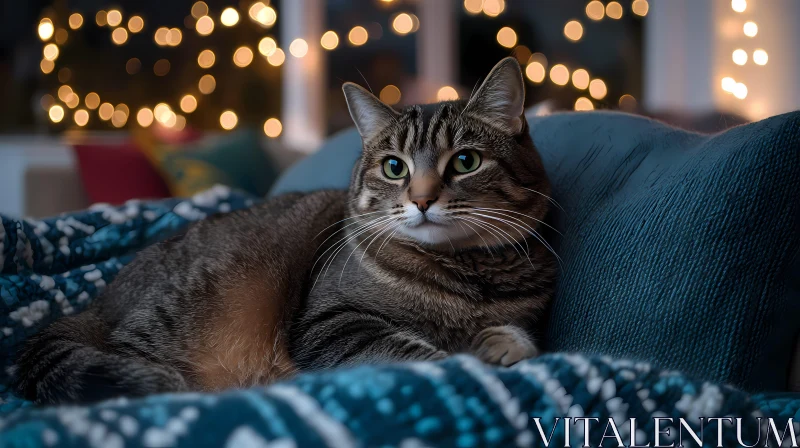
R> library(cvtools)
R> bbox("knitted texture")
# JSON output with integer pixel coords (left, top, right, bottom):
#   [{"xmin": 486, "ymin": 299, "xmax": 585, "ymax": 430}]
[
  {"xmin": 0, "ymin": 186, "xmax": 257, "ymax": 414},
  {"xmin": 0, "ymin": 353, "xmax": 789, "ymax": 448},
  {"xmin": 531, "ymin": 111, "xmax": 800, "ymax": 392}
]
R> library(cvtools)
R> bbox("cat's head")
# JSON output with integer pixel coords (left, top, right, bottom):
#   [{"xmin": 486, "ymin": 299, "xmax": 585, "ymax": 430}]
[{"xmin": 343, "ymin": 57, "xmax": 551, "ymax": 250}]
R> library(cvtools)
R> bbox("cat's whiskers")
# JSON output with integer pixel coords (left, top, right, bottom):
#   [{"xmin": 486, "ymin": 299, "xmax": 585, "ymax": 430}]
[
  {"xmin": 375, "ymin": 223, "xmax": 403, "ymax": 261},
  {"xmin": 470, "ymin": 213, "xmax": 535, "ymax": 268},
  {"xmin": 359, "ymin": 220, "xmax": 403, "ymax": 267},
  {"xmin": 472, "ymin": 206, "xmax": 562, "ymax": 236},
  {"xmin": 317, "ymin": 216, "xmax": 396, "ymax": 281},
  {"xmin": 459, "ymin": 216, "xmax": 523, "ymax": 259},
  {"xmin": 468, "ymin": 215, "xmax": 531, "ymax": 262},
  {"xmin": 472, "ymin": 210, "xmax": 563, "ymax": 270},
  {"xmin": 311, "ymin": 215, "xmax": 397, "ymax": 289},
  {"xmin": 518, "ymin": 186, "xmax": 565, "ymax": 212},
  {"xmin": 456, "ymin": 219, "xmax": 496, "ymax": 259},
  {"xmin": 472, "ymin": 212, "xmax": 531, "ymax": 253},
  {"xmin": 311, "ymin": 214, "xmax": 392, "ymax": 275},
  {"xmin": 313, "ymin": 209, "xmax": 390, "ymax": 240},
  {"xmin": 340, "ymin": 218, "xmax": 401, "ymax": 284},
  {"xmin": 474, "ymin": 208, "xmax": 563, "ymax": 267}
]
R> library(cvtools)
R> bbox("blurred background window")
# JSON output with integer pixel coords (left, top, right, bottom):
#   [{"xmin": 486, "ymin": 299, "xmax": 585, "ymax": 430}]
[{"xmin": 1, "ymin": 0, "xmax": 798, "ymax": 216}]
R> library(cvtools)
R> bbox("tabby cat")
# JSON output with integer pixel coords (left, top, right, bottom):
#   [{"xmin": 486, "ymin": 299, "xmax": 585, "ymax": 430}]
[{"xmin": 14, "ymin": 57, "xmax": 557, "ymax": 404}]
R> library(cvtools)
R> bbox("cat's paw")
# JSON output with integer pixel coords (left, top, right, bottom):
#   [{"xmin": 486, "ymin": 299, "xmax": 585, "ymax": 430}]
[{"xmin": 470, "ymin": 325, "xmax": 539, "ymax": 367}]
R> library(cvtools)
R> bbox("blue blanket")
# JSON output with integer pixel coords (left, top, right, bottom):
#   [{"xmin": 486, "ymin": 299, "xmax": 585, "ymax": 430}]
[{"xmin": 2, "ymin": 187, "xmax": 798, "ymax": 447}]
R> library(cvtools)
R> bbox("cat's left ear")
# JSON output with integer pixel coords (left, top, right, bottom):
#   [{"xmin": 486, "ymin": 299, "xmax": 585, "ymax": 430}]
[
  {"xmin": 342, "ymin": 82, "xmax": 399, "ymax": 144},
  {"xmin": 463, "ymin": 57, "xmax": 526, "ymax": 135}
]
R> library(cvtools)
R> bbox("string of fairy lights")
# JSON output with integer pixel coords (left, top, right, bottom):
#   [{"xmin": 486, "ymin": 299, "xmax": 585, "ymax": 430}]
[
  {"xmin": 721, "ymin": 0, "xmax": 767, "ymax": 101},
  {"xmin": 36, "ymin": 0, "xmax": 650, "ymax": 136}
]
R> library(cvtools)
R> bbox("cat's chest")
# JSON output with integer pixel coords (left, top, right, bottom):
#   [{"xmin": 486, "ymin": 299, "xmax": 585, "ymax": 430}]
[{"xmin": 349, "ymin": 258, "xmax": 544, "ymax": 349}]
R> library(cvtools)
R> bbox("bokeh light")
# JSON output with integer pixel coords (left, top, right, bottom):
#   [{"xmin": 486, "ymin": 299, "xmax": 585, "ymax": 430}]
[
  {"xmin": 137, "ymin": 108, "xmax": 154, "ymax": 127},
  {"xmin": 258, "ymin": 37, "xmax": 277, "ymax": 56},
  {"xmin": 43, "ymin": 44, "xmax": 59, "ymax": 61},
  {"xmin": 733, "ymin": 82, "xmax": 748, "ymax": 99},
  {"xmin": 126, "ymin": 58, "xmax": 141, "ymax": 74},
  {"xmin": 96, "ymin": 11, "xmax": 108, "ymax": 26},
  {"xmin": 392, "ymin": 13, "xmax": 414, "ymax": 35},
  {"xmin": 98, "ymin": 103, "xmax": 114, "ymax": 121},
  {"xmin": 753, "ymin": 49, "xmax": 768, "ymax": 66},
  {"xmin": 166, "ymin": 28, "xmax": 182, "ymax": 46},
  {"xmin": 380, "ymin": 85, "xmax": 402, "ymax": 105},
  {"xmin": 731, "ymin": 0, "xmax": 747, "ymax": 13},
  {"xmin": 191, "ymin": 2, "xmax": 208, "ymax": 19},
  {"xmin": 255, "ymin": 6, "xmax": 277, "ymax": 27},
  {"xmin": 267, "ymin": 48, "xmax": 286, "ymax": 66},
  {"xmin": 619, "ymin": 94, "xmax": 638, "ymax": 111},
  {"xmin": 589, "ymin": 79, "xmax": 608, "ymax": 99},
  {"xmin": 463, "ymin": 0, "xmax": 483, "ymax": 15},
  {"xmin": 198, "ymin": 49, "xmax": 216, "ymax": 68},
  {"xmin": 574, "ymin": 97, "xmax": 594, "ymax": 111},
  {"xmin": 233, "ymin": 46, "xmax": 254, "ymax": 67},
  {"xmin": 39, "ymin": 19, "xmax": 54, "ymax": 41},
  {"xmin": 496, "ymin": 27, "xmax": 517, "ymax": 48},
  {"xmin": 264, "ymin": 118, "xmax": 282, "ymax": 137},
  {"xmin": 436, "ymin": 86, "xmax": 459, "ymax": 101},
  {"xmin": 106, "ymin": 10, "xmax": 122, "ymax": 27},
  {"xmin": 40, "ymin": 59, "xmax": 55, "ymax": 74},
  {"xmin": 74, "ymin": 109, "xmax": 89, "ymax": 127},
  {"xmin": 85, "ymin": 93, "xmax": 100, "ymax": 109},
  {"xmin": 154, "ymin": 59, "xmax": 171, "ymax": 76},
  {"xmin": 348, "ymin": 26, "xmax": 368, "ymax": 46},
  {"xmin": 57, "ymin": 85, "xmax": 73, "ymax": 102},
  {"xmin": 743, "ymin": 21, "xmax": 757, "ymax": 37},
  {"xmin": 320, "ymin": 31, "xmax": 339, "ymax": 50},
  {"xmin": 199, "ymin": 74, "xmax": 216, "ymax": 94},
  {"xmin": 220, "ymin": 111, "xmax": 238, "ymax": 130},
  {"xmin": 69, "ymin": 13, "xmax": 84, "ymax": 30},
  {"xmin": 220, "ymin": 8, "xmax": 240, "ymax": 27},
  {"xmin": 571, "ymin": 69, "xmax": 590, "ymax": 90},
  {"xmin": 721, "ymin": 77, "xmax": 736, "ymax": 92},
  {"xmin": 111, "ymin": 28, "xmax": 128, "ymax": 45},
  {"xmin": 196, "ymin": 16, "xmax": 214, "ymax": 36},
  {"xmin": 482, "ymin": 0, "xmax": 505, "ymax": 17},
  {"xmin": 525, "ymin": 62, "xmax": 546, "ymax": 83},
  {"xmin": 128, "ymin": 16, "xmax": 144, "ymax": 33},
  {"xmin": 49, "ymin": 105, "xmax": 65, "ymax": 123},
  {"xmin": 732, "ymin": 49, "xmax": 748, "ymax": 65},
  {"xmin": 632, "ymin": 0, "xmax": 649, "ymax": 16},
  {"xmin": 606, "ymin": 2, "xmax": 623, "ymax": 19},
  {"xmin": 180, "ymin": 95, "xmax": 198, "ymax": 113},
  {"xmin": 586, "ymin": 1, "xmax": 605, "ymax": 20},
  {"xmin": 155, "ymin": 27, "xmax": 169, "ymax": 45},
  {"xmin": 564, "ymin": 20, "xmax": 583, "ymax": 41},
  {"xmin": 289, "ymin": 39, "xmax": 309, "ymax": 58},
  {"xmin": 549, "ymin": 64, "xmax": 569, "ymax": 86}
]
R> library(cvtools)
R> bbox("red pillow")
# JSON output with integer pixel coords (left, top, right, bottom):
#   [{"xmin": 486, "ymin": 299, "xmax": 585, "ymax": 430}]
[{"xmin": 73, "ymin": 141, "xmax": 171, "ymax": 204}]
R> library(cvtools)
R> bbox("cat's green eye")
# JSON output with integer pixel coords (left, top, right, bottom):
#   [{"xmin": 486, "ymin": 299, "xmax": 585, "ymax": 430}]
[
  {"xmin": 451, "ymin": 150, "xmax": 482, "ymax": 174},
  {"xmin": 382, "ymin": 157, "xmax": 409, "ymax": 179}
]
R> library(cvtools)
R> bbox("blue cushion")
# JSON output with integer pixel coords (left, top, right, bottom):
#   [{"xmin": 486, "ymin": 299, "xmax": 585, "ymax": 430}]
[{"xmin": 270, "ymin": 110, "xmax": 800, "ymax": 392}]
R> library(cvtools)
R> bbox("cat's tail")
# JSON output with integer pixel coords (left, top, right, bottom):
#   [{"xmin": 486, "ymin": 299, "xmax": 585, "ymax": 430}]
[{"xmin": 12, "ymin": 310, "xmax": 187, "ymax": 404}]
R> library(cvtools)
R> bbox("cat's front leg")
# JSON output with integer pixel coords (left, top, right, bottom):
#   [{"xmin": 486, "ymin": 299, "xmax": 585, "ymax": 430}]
[
  {"xmin": 470, "ymin": 325, "xmax": 539, "ymax": 366},
  {"xmin": 293, "ymin": 311, "xmax": 447, "ymax": 369}
]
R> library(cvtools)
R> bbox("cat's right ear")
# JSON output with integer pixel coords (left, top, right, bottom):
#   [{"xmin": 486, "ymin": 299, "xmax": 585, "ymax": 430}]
[{"xmin": 342, "ymin": 82, "xmax": 399, "ymax": 144}]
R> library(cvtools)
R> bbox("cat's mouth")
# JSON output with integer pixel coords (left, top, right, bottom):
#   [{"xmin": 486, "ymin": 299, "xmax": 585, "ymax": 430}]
[{"xmin": 406, "ymin": 213, "xmax": 446, "ymax": 228}]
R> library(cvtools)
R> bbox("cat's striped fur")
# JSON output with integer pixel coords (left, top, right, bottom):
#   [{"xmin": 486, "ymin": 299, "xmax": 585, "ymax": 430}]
[{"xmin": 14, "ymin": 57, "xmax": 557, "ymax": 404}]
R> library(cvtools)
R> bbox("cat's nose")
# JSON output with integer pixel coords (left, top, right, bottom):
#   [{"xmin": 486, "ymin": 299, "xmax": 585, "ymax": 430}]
[
  {"xmin": 411, "ymin": 195, "xmax": 438, "ymax": 213},
  {"xmin": 409, "ymin": 171, "xmax": 441, "ymax": 213}
]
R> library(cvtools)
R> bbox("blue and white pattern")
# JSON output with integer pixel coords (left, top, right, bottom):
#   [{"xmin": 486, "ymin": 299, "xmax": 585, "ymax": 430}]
[
  {"xmin": 1, "ymin": 186, "xmax": 255, "ymax": 414},
  {"xmin": 2, "ymin": 187, "xmax": 799, "ymax": 447}
]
